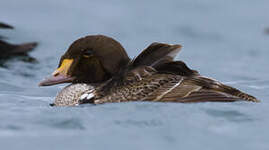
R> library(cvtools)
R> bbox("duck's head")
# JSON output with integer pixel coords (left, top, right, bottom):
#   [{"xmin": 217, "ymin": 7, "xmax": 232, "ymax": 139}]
[{"xmin": 39, "ymin": 35, "xmax": 130, "ymax": 86}]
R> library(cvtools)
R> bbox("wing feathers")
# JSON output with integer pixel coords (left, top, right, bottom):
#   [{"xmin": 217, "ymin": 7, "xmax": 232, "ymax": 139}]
[
  {"xmin": 131, "ymin": 42, "xmax": 182, "ymax": 68},
  {"xmin": 161, "ymin": 89, "xmax": 240, "ymax": 103},
  {"xmin": 144, "ymin": 75, "xmax": 259, "ymax": 103}
]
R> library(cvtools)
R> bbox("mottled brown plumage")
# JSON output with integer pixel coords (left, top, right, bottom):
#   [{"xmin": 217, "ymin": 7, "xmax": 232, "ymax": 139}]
[
  {"xmin": 39, "ymin": 35, "xmax": 259, "ymax": 106},
  {"xmin": 79, "ymin": 65, "xmax": 259, "ymax": 105}
]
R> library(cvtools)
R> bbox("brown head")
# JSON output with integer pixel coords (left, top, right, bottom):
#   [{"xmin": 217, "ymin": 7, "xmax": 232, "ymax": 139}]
[{"xmin": 39, "ymin": 35, "xmax": 130, "ymax": 86}]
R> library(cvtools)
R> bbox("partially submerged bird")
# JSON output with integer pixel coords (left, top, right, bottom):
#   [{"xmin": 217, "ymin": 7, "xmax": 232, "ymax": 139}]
[
  {"xmin": 39, "ymin": 35, "xmax": 259, "ymax": 106},
  {"xmin": 0, "ymin": 22, "xmax": 38, "ymax": 60},
  {"xmin": 0, "ymin": 22, "xmax": 14, "ymax": 29},
  {"xmin": 0, "ymin": 40, "xmax": 37, "ymax": 58}
]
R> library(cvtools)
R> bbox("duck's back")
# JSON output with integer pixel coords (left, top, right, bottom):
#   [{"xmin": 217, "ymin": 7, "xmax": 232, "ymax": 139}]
[{"xmin": 92, "ymin": 68, "xmax": 259, "ymax": 104}]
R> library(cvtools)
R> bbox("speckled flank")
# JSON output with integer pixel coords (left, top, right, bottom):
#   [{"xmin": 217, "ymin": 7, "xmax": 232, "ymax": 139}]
[
  {"xmin": 54, "ymin": 84, "xmax": 94, "ymax": 106},
  {"xmin": 58, "ymin": 71, "xmax": 259, "ymax": 106}
]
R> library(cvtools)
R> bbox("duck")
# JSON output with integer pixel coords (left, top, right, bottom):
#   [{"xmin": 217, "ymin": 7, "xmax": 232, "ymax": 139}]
[
  {"xmin": 0, "ymin": 22, "xmax": 14, "ymax": 29},
  {"xmin": 39, "ymin": 35, "xmax": 259, "ymax": 106},
  {"xmin": 0, "ymin": 22, "xmax": 38, "ymax": 59},
  {"xmin": 0, "ymin": 40, "xmax": 37, "ymax": 59}
]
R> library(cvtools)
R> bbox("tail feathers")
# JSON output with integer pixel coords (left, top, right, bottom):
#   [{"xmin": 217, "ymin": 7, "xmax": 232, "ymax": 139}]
[
  {"xmin": 220, "ymin": 84, "xmax": 260, "ymax": 102},
  {"xmin": 190, "ymin": 76, "xmax": 260, "ymax": 102}
]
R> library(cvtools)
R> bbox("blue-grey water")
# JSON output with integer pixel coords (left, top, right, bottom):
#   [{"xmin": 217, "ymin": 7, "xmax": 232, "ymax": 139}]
[{"xmin": 0, "ymin": 0, "xmax": 269, "ymax": 149}]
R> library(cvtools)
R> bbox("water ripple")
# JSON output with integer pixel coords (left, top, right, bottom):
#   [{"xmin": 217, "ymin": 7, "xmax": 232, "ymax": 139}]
[{"xmin": 204, "ymin": 108, "xmax": 254, "ymax": 123}]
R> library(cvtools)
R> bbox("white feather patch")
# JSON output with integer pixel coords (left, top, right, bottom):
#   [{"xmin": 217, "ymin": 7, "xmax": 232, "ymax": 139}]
[
  {"xmin": 155, "ymin": 78, "xmax": 183, "ymax": 101},
  {"xmin": 87, "ymin": 93, "xmax": 95, "ymax": 100},
  {"xmin": 80, "ymin": 93, "xmax": 88, "ymax": 100}
]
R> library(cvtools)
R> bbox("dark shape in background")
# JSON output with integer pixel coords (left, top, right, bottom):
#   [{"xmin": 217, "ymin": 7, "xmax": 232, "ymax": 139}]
[
  {"xmin": 265, "ymin": 27, "xmax": 269, "ymax": 35},
  {"xmin": 0, "ymin": 22, "xmax": 14, "ymax": 29},
  {"xmin": 0, "ymin": 22, "xmax": 38, "ymax": 65}
]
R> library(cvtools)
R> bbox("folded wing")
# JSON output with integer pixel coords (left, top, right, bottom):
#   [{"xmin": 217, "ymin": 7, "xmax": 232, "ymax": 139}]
[{"xmin": 145, "ymin": 74, "xmax": 259, "ymax": 103}]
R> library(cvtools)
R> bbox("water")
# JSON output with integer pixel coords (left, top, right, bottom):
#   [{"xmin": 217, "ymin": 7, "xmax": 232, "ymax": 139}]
[{"xmin": 0, "ymin": 0, "xmax": 269, "ymax": 149}]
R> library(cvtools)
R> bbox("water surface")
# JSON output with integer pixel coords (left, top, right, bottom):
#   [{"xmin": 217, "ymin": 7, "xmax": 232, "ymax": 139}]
[{"xmin": 0, "ymin": 0, "xmax": 268, "ymax": 150}]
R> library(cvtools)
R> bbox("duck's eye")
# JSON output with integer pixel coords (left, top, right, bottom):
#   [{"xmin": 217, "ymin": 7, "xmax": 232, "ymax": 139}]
[{"xmin": 83, "ymin": 49, "xmax": 93, "ymax": 57}]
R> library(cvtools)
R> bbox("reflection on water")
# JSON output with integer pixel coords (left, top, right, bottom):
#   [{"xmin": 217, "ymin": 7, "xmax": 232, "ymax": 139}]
[
  {"xmin": 204, "ymin": 109, "xmax": 254, "ymax": 123},
  {"xmin": 114, "ymin": 119, "xmax": 163, "ymax": 128},
  {"xmin": 265, "ymin": 28, "xmax": 269, "ymax": 35},
  {"xmin": 0, "ymin": 0, "xmax": 269, "ymax": 150},
  {"xmin": 40, "ymin": 117, "xmax": 86, "ymax": 130}
]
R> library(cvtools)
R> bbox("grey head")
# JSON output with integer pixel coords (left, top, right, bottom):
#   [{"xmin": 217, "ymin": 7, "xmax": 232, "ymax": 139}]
[{"xmin": 52, "ymin": 83, "xmax": 94, "ymax": 106}]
